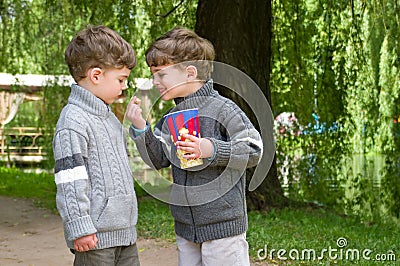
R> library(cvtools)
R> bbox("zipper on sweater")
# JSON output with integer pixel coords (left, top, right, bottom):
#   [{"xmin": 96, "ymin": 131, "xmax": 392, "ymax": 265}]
[{"xmin": 184, "ymin": 171, "xmax": 197, "ymax": 242}]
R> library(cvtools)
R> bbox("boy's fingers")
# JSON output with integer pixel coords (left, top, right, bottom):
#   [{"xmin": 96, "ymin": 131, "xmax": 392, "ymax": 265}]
[
  {"xmin": 128, "ymin": 96, "xmax": 137, "ymax": 106},
  {"xmin": 177, "ymin": 145, "xmax": 194, "ymax": 152},
  {"xmin": 177, "ymin": 140, "xmax": 195, "ymax": 148},
  {"xmin": 129, "ymin": 96, "xmax": 141, "ymax": 106},
  {"xmin": 183, "ymin": 153, "xmax": 197, "ymax": 159},
  {"xmin": 129, "ymin": 96, "xmax": 136, "ymax": 104},
  {"xmin": 182, "ymin": 134, "xmax": 198, "ymax": 142}
]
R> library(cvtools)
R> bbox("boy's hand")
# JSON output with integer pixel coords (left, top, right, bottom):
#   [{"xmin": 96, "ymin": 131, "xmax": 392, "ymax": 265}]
[
  {"xmin": 176, "ymin": 134, "xmax": 214, "ymax": 159},
  {"xmin": 126, "ymin": 96, "xmax": 146, "ymax": 130},
  {"xmin": 74, "ymin": 233, "xmax": 98, "ymax": 252}
]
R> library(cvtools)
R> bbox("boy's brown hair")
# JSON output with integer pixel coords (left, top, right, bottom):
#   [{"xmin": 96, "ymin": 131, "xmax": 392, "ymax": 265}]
[
  {"xmin": 65, "ymin": 25, "xmax": 136, "ymax": 82},
  {"xmin": 145, "ymin": 27, "xmax": 215, "ymax": 80}
]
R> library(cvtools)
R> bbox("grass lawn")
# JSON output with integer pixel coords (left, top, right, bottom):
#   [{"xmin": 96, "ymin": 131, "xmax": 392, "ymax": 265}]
[{"xmin": 1, "ymin": 167, "xmax": 399, "ymax": 265}]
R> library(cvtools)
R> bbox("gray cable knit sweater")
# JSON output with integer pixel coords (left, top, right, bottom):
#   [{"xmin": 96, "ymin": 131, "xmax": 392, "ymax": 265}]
[
  {"xmin": 130, "ymin": 80, "xmax": 263, "ymax": 243},
  {"xmin": 53, "ymin": 84, "xmax": 138, "ymax": 250}
]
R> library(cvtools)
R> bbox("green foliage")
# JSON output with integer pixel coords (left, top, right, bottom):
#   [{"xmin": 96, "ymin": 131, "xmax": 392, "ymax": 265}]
[
  {"xmin": 0, "ymin": 0, "xmax": 197, "ymax": 168},
  {"xmin": 275, "ymin": 125, "xmax": 348, "ymax": 207},
  {"xmin": 1, "ymin": 0, "xmax": 198, "ymax": 75},
  {"xmin": 0, "ymin": 166, "xmax": 148, "ymax": 211},
  {"xmin": 271, "ymin": 0, "xmax": 400, "ymax": 153},
  {"xmin": 272, "ymin": 0, "xmax": 400, "ymax": 222},
  {"xmin": 379, "ymin": 152, "xmax": 400, "ymax": 220},
  {"xmin": 0, "ymin": 167, "xmax": 56, "ymax": 210},
  {"xmin": 137, "ymin": 197, "xmax": 175, "ymax": 241},
  {"xmin": 7, "ymin": 101, "xmax": 41, "ymax": 127},
  {"xmin": 275, "ymin": 124, "xmax": 400, "ymax": 223}
]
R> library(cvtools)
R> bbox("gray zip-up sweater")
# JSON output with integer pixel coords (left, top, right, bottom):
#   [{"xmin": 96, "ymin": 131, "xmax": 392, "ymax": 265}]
[
  {"xmin": 53, "ymin": 84, "xmax": 138, "ymax": 249},
  {"xmin": 130, "ymin": 80, "xmax": 263, "ymax": 243}
]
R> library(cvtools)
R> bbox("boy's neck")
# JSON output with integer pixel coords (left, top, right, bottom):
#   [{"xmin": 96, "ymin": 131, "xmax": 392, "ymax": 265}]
[
  {"xmin": 75, "ymin": 79, "xmax": 109, "ymax": 105},
  {"xmin": 183, "ymin": 80, "xmax": 205, "ymax": 97},
  {"xmin": 77, "ymin": 79, "xmax": 94, "ymax": 92}
]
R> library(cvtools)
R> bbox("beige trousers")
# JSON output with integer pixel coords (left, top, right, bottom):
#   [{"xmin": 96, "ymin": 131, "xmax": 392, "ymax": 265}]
[{"xmin": 176, "ymin": 233, "xmax": 250, "ymax": 266}]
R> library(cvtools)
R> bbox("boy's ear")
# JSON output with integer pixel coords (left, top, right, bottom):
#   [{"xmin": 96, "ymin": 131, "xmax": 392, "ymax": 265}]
[
  {"xmin": 88, "ymin": 67, "xmax": 103, "ymax": 84},
  {"xmin": 186, "ymin": 65, "xmax": 198, "ymax": 80}
]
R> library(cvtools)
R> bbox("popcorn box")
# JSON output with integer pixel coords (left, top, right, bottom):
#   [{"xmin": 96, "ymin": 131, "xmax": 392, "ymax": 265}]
[{"xmin": 164, "ymin": 108, "xmax": 203, "ymax": 169}]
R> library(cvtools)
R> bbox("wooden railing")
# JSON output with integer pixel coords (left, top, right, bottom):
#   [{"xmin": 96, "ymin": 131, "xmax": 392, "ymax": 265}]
[{"xmin": 0, "ymin": 127, "xmax": 46, "ymax": 162}]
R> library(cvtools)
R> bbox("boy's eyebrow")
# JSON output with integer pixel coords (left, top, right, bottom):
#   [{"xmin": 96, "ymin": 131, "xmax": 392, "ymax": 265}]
[
  {"xmin": 151, "ymin": 66, "xmax": 164, "ymax": 73},
  {"xmin": 152, "ymin": 65, "xmax": 175, "ymax": 73}
]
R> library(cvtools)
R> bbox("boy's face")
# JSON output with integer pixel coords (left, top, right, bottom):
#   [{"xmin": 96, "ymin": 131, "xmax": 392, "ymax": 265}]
[
  {"xmin": 150, "ymin": 64, "xmax": 192, "ymax": 101},
  {"xmin": 93, "ymin": 67, "xmax": 131, "ymax": 104}
]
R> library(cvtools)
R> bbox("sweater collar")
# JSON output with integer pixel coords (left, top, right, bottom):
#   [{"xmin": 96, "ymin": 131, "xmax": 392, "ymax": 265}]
[
  {"xmin": 174, "ymin": 79, "xmax": 218, "ymax": 109},
  {"xmin": 68, "ymin": 84, "xmax": 110, "ymax": 117}
]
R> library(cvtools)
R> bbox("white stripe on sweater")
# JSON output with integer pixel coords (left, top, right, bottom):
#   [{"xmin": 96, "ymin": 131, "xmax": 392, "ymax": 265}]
[
  {"xmin": 55, "ymin": 165, "xmax": 88, "ymax": 185},
  {"xmin": 236, "ymin": 137, "xmax": 264, "ymax": 150}
]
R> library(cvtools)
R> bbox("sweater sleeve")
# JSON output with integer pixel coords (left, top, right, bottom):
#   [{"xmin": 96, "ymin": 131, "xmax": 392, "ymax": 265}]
[
  {"xmin": 53, "ymin": 129, "xmax": 97, "ymax": 241},
  {"xmin": 129, "ymin": 120, "xmax": 171, "ymax": 170},
  {"xmin": 208, "ymin": 102, "xmax": 263, "ymax": 170}
]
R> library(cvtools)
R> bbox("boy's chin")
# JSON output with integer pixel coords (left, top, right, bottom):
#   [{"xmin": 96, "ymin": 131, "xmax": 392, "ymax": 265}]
[
  {"xmin": 161, "ymin": 94, "xmax": 173, "ymax": 101},
  {"xmin": 116, "ymin": 90, "xmax": 128, "ymax": 101},
  {"xmin": 115, "ymin": 94, "xmax": 127, "ymax": 103}
]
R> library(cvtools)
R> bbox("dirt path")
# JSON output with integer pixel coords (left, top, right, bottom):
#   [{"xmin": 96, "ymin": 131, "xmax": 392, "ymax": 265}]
[{"xmin": 0, "ymin": 196, "xmax": 178, "ymax": 266}]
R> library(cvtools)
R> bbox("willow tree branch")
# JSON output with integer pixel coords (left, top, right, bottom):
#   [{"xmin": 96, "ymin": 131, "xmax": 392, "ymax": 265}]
[{"xmin": 157, "ymin": 0, "xmax": 185, "ymax": 18}]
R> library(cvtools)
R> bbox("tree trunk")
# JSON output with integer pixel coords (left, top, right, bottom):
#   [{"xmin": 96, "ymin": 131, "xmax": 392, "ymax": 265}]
[{"xmin": 195, "ymin": 0, "xmax": 288, "ymax": 210}]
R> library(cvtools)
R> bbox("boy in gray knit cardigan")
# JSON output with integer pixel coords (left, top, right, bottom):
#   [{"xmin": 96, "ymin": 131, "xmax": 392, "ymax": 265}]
[
  {"xmin": 126, "ymin": 27, "xmax": 263, "ymax": 266},
  {"xmin": 53, "ymin": 25, "xmax": 140, "ymax": 266}
]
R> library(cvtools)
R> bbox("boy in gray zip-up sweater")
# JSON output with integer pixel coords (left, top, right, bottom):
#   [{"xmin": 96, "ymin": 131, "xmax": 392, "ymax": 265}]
[
  {"xmin": 126, "ymin": 27, "xmax": 263, "ymax": 265},
  {"xmin": 53, "ymin": 25, "xmax": 140, "ymax": 266}
]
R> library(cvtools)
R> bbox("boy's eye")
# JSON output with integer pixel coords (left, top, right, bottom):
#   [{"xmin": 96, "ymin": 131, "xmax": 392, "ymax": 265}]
[{"xmin": 151, "ymin": 69, "xmax": 167, "ymax": 80}]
